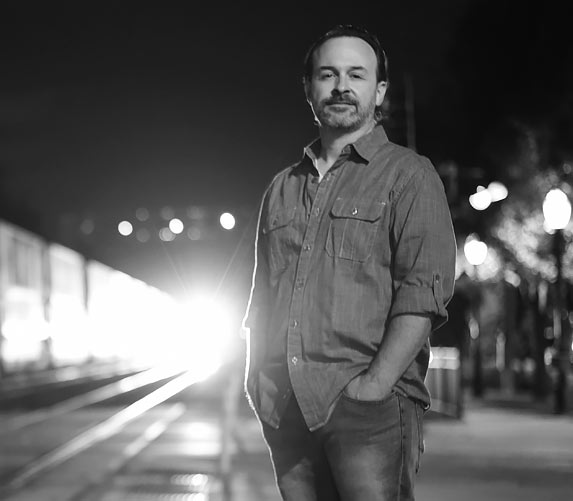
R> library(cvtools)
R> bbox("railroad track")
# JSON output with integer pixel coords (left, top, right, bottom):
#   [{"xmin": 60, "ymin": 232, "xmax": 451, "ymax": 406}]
[{"xmin": 0, "ymin": 362, "xmax": 270, "ymax": 501}]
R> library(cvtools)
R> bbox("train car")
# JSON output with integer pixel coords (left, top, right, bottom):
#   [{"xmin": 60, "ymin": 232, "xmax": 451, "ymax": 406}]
[
  {"xmin": 85, "ymin": 259, "xmax": 119, "ymax": 362},
  {"xmin": 85, "ymin": 260, "xmax": 153, "ymax": 363},
  {"xmin": 0, "ymin": 220, "xmax": 50, "ymax": 375},
  {"xmin": 46, "ymin": 242, "xmax": 91, "ymax": 366},
  {"xmin": 85, "ymin": 259, "xmax": 178, "ymax": 366},
  {"xmin": 1, "ymin": 217, "xmax": 224, "ymax": 378}
]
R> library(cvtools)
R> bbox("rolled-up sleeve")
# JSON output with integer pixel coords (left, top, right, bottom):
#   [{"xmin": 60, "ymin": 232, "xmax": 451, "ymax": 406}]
[{"xmin": 388, "ymin": 162, "xmax": 456, "ymax": 330}]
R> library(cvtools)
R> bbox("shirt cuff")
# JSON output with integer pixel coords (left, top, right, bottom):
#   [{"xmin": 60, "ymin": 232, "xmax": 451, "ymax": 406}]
[{"xmin": 389, "ymin": 274, "xmax": 449, "ymax": 330}]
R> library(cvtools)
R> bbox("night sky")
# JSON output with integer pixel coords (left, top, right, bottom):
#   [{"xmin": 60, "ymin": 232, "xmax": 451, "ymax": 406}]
[{"xmin": 1, "ymin": 1, "xmax": 571, "ymax": 299}]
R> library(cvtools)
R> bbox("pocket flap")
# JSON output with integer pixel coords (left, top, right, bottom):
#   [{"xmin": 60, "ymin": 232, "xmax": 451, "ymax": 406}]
[
  {"xmin": 262, "ymin": 207, "xmax": 296, "ymax": 234},
  {"xmin": 330, "ymin": 198, "xmax": 386, "ymax": 221}
]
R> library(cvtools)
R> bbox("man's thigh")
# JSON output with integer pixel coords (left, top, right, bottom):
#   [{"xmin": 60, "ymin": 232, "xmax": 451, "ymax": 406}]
[
  {"xmin": 261, "ymin": 397, "xmax": 340, "ymax": 501},
  {"xmin": 322, "ymin": 392, "xmax": 423, "ymax": 501}
]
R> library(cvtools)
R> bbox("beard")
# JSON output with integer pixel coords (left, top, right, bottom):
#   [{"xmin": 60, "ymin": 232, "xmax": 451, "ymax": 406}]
[{"xmin": 314, "ymin": 93, "xmax": 376, "ymax": 131}]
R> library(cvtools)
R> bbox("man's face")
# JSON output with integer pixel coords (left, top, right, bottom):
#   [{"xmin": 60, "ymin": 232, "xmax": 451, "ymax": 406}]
[{"xmin": 305, "ymin": 36, "xmax": 387, "ymax": 131}]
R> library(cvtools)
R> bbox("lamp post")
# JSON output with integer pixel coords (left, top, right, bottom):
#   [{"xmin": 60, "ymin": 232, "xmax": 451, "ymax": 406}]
[
  {"xmin": 464, "ymin": 235, "xmax": 488, "ymax": 397},
  {"xmin": 542, "ymin": 188, "xmax": 572, "ymax": 414}
]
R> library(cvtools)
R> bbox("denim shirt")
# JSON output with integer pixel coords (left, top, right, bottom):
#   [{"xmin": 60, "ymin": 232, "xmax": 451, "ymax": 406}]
[{"xmin": 244, "ymin": 125, "xmax": 456, "ymax": 431}]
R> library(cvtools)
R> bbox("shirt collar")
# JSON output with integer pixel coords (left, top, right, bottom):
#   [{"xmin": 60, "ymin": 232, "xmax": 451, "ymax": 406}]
[
  {"xmin": 302, "ymin": 124, "xmax": 389, "ymax": 165},
  {"xmin": 352, "ymin": 124, "xmax": 389, "ymax": 162}
]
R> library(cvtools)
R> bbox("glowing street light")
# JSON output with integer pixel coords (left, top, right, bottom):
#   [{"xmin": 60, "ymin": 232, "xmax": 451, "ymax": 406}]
[
  {"xmin": 463, "ymin": 234, "xmax": 488, "ymax": 266},
  {"xmin": 468, "ymin": 181, "xmax": 508, "ymax": 210},
  {"xmin": 543, "ymin": 189, "xmax": 571, "ymax": 231},
  {"xmin": 118, "ymin": 221, "xmax": 133, "ymax": 236},
  {"xmin": 469, "ymin": 187, "xmax": 492, "ymax": 211},
  {"xmin": 543, "ymin": 188, "xmax": 571, "ymax": 414},
  {"xmin": 169, "ymin": 218, "xmax": 185, "ymax": 235},
  {"xmin": 487, "ymin": 181, "xmax": 508, "ymax": 202},
  {"xmin": 220, "ymin": 212, "xmax": 236, "ymax": 230},
  {"xmin": 463, "ymin": 233, "xmax": 488, "ymax": 398}
]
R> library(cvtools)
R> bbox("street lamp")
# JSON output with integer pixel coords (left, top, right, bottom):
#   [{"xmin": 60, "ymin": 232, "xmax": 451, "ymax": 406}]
[
  {"xmin": 543, "ymin": 188, "xmax": 572, "ymax": 414},
  {"xmin": 468, "ymin": 181, "xmax": 508, "ymax": 211},
  {"xmin": 464, "ymin": 234, "xmax": 488, "ymax": 397},
  {"xmin": 464, "ymin": 235, "xmax": 488, "ymax": 269}
]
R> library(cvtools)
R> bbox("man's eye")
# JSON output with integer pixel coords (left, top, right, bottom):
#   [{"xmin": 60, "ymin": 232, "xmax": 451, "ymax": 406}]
[
  {"xmin": 319, "ymin": 72, "xmax": 334, "ymax": 79},
  {"xmin": 350, "ymin": 73, "xmax": 364, "ymax": 79}
]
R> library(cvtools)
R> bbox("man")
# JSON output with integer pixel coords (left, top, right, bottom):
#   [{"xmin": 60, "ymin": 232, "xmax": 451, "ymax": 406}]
[{"xmin": 243, "ymin": 25, "xmax": 456, "ymax": 500}]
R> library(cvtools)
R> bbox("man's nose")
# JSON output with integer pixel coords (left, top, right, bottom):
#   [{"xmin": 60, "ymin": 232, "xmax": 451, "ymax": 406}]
[{"xmin": 334, "ymin": 75, "xmax": 350, "ymax": 92}]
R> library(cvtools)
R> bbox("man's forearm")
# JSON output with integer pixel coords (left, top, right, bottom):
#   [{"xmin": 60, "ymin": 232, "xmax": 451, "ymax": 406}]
[{"xmin": 364, "ymin": 314, "xmax": 432, "ymax": 393}]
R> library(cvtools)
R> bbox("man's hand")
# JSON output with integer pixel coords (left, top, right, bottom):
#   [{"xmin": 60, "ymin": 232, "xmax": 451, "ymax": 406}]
[{"xmin": 343, "ymin": 372, "xmax": 393, "ymax": 401}]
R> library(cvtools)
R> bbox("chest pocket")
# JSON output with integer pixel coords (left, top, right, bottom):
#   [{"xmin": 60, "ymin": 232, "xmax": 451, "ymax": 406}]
[
  {"xmin": 326, "ymin": 198, "xmax": 386, "ymax": 262},
  {"xmin": 262, "ymin": 206, "xmax": 298, "ymax": 272}
]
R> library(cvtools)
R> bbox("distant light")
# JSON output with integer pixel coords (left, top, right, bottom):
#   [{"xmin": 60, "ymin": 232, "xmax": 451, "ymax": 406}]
[
  {"xmin": 80, "ymin": 218, "xmax": 95, "ymax": 235},
  {"xmin": 464, "ymin": 234, "xmax": 488, "ymax": 266},
  {"xmin": 169, "ymin": 218, "xmax": 184, "ymax": 234},
  {"xmin": 487, "ymin": 181, "xmax": 508, "ymax": 202},
  {"xmin": 136, "ymin": 208, "xmax": 150, "ymax": 221},
  {"xmin": 220, "ymin": 212, "xmax": 236, "ymax": 230},
  {"xmin": 189, "ymin": 474, "xmax": 210, "ymax": 489},
  {"xmin": 504, "ymin": 269, "xmax": 521, "ymax": 288},
  {"xmin": 176, "ymin": 293, "xmax": 236, "ymax": 378},
  {"xmin": 136, "ymin": 228, "xmax": 150, "ymax": 243},
  {"xmin": 469, "ymin": 187, "xmax": 492, "ymax": 211},
  {"xmin": 543, "ymin": 189, "xmax": 571, "ymax": 230},
  {"xmin": 187, "ymin": 227, "xmax": 202, "ymax": 240},
  {"xmin": 159, "ymin": 227, "xmax": 175, "ymax": 242},
  {"xmin": 160, "ymin": 206, "xmax": 175, "ymax": 221},
  {"xmin": 118, "ymin": 221, "xmax": 133, "ymax": 236},
  {"xmin": 187, "ymin": 206, "xmax": 207, "ymax": 220}
]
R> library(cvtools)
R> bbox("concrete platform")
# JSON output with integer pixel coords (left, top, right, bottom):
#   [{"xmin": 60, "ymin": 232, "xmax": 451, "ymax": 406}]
[{"xmin": 3, "ymin": 387, "xmax": 572, "ymax": 500}]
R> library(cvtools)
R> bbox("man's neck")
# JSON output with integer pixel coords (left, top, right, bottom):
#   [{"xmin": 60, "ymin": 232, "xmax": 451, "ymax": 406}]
[{"xmin": 315, "ymin": 120, "xmax": 376, "ymax": 178}]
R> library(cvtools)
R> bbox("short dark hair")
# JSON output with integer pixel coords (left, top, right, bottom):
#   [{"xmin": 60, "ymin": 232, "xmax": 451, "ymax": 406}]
[{"xmin": 303, "ymin": 24, "xmax": 389, "ymax": 84}]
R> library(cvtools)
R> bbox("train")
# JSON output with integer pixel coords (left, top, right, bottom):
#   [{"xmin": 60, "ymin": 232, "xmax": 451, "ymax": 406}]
[{"xmin": 0, "ymin": 218, "xmax": 188, "ymax": 377}]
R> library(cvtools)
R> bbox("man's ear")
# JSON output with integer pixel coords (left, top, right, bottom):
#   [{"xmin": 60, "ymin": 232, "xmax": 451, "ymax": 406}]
[{"xmin": 376, "ymin": 81, "xmax": 388, "ymax": 107}]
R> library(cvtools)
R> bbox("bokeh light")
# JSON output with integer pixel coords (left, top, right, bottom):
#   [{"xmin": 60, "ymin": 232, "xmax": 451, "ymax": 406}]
[
  {"xmin": 469, "ymin": 186, "xmax": 492, "ymax": 211},
  {"xmin": 543, "ymin": 189, "xmax": 571, "ymax": 230},
  {"xmin": 118, "ymin": 221, "xmax": 133, "ymax": 236},
  {"xmin": 464, "ymin": 234, "xmax": 488, "ymax": 266},
  {"xmin": 159, "ymin": 227, "xmax": 176, "ymax": 242},
  {"xmin": 169, "ymin": 218, "xmax": 185, "ymax": 234},
  {"xmin": 487, "ymin": 181, "xmax": 508, "ymax": 202},
  {"xmin": 136, "ymin": 208, "xmax": 150, "ymax": 221},
  {"xmin": 220, "ymin": 212, "xmax": 236, "ymax": 230}
]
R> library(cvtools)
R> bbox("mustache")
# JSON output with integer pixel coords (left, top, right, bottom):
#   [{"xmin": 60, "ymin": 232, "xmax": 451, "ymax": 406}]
[{"xmin": 324, "ymin": 95, "xmax": 358, "ymax": 106}]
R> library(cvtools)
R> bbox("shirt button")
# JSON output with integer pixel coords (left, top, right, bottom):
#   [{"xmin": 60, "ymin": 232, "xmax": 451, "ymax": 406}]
[
  {"xmin": 351, "ymin": 207, "xmax": 358, "ymax": 216},
  {"xmin": 303, "ymin": 244, "xmax": 311, "ymax": 251},
  {"xmin": 435, "ymin": 274, "xmax": 441, "ymax": 282},
  {"xmin": 296, "ymin": 279, "xmax": 304, "ymax": 289},
  {"xmin": 292, "ymin": 320, "xmax": 298, "ymax": 328},
  {"xmin": 291, "ymin": 356, "xmax": 298, "ymax": 365}
]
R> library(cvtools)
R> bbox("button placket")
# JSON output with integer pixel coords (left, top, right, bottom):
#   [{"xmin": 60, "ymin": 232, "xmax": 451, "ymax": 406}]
[{"xmin": 287, "ymin": 164, "xmax": 336, "ymax": 402}]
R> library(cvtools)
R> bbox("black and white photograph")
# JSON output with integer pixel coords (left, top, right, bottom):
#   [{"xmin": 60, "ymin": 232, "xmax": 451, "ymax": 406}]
[{"xmin": 0, "ymin": 1, "xmax": 572, "ymax": 500}]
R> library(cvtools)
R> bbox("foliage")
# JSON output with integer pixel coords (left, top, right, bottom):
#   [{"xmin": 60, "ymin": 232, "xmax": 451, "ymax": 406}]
[{"xmin": 490, "ymin": 165, "xmax": 573, "ymax": 282}]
